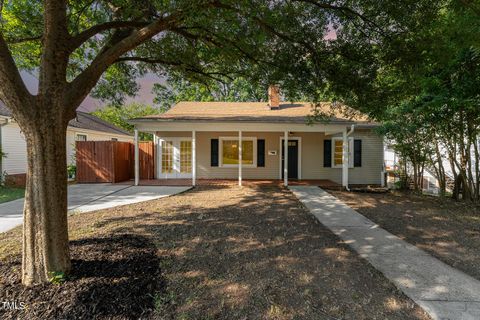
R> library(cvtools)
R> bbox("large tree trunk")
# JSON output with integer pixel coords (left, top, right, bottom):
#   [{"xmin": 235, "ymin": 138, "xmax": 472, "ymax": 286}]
[{"xmin": 21, "ymin": 113, "xmax": 71, "ymax": 285}]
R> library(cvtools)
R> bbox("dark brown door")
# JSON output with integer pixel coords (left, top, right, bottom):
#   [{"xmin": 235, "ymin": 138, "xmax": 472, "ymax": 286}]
[{"xmin": 282, "ymin": 140, "xmax": 299, "ymax": 179}]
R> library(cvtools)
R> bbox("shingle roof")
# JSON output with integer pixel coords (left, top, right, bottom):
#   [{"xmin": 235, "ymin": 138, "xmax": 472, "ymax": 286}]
[
  {"xmin": 69, "ymin": 112, "xmax": 132, "ymax": 136},
  {"xmin": 135, "ymin": 101, "xmax": 376, "ymax": 124},
  {"xmin": 0, "ymin": 103, "xmax": 12, "ymax": 118},
  {"xmin": 0, "ymin": 101, "xmax": 132, "ymax": 136}
]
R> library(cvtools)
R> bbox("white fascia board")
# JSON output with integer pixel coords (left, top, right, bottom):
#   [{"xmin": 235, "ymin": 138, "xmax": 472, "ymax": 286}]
[
  {"xmin": 133, "ymin": 121, "xmax": 347, "ymax": 133},
  {"xmin": 66, "ymin": 126, "xmax": 133, "ymax": 138}
]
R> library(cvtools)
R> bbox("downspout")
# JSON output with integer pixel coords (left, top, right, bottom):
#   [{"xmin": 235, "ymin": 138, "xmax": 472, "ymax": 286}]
[
  {"xmin": 345, "ymin": 124, "xmax": 355, "ymax": 191},
  {"xmin": 347, "ymin": 124, "xmax": 355, "ymax": 137}
]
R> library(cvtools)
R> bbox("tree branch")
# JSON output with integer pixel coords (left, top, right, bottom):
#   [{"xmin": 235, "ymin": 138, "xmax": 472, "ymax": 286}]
[
  {"xmin": 0, "ymin": 32, "xmax": 33, "ymax": 119},
  {"xmin": 115, "ymin": 56, "xmax": 183, "ymax": 66},
  {"xmin": 39, "ymin": 0, "xmax": 70, "ymax": 97},
  {"xmin": 115, "ymin": 55, "xmax": 235, "ymax": 82},
  {"xmin": 294, "ymin": 0, "xmax": 390, "ymax": 38},
  {"xmin": 171, "ymin": 26, "xmax": 279, "ymax": 68},
  {"xmin": 6, "ymin": 35, "xmax": 43, "ymax": 44},
  {"xmin": 205, "ymin": 2, "xmax": 323, "ymax": 58},
  {"xmin": 69, "ymin": 20, "xmax": 152, "ymax": 51},
  {"xmin": 64, "ymin": 12, "xmax": 183, "ymax": 111},
  {"xmin": 459, "ymin": 0, "xmax": 480, "ymax": 16}
]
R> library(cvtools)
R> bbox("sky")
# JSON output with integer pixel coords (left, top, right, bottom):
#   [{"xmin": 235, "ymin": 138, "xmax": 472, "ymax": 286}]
[{"xmin": 21, "ymin": 71, "xmax": 162, "ymax": 112}]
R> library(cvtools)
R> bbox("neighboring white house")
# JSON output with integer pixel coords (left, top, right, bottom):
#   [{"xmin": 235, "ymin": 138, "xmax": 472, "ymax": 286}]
[
  {"xmin": 384, "ymin": 145, "xmax": 456, "ymax": 194},
  {"xmin": 0, "ymin": 103, "xmax": 133, "ymax": 180}
]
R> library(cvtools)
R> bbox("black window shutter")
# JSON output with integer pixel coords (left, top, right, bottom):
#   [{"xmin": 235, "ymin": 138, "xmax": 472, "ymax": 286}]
[
  {"xmin": 257, "ymin": 139, "xmax": 265, "ymax": 167},
  {"xmin": 354, "ymin": 139, "xmax": 362, "ymax": 167},
  {"xmin": 211, "ymin": 139, "xmax": 219, "ymax": 167},
  {"xmin": 323, "ymin": 139, "xmax": 332, "ymax": 167}
]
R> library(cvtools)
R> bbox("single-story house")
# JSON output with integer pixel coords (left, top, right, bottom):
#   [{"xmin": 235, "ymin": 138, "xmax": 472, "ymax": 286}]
[
  {"xmin": 0, "ymin": 103, "xmax": 133, "ymax": 185},
  {"xmin": 130, "ymin": 85, "xmax": 384, "ymax": 188}
]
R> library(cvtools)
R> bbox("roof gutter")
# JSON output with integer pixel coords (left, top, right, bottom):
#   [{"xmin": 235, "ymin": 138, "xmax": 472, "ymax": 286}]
[
  {"xmin": 347, "ymin": 124, "xmax": 355, "ymax": 136},
  {"xmin": 127, "ymin": 118, "xmax": 378, "ymax": 127}
]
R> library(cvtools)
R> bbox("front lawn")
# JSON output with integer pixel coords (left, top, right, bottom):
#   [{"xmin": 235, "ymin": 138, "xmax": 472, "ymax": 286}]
[
  {"xmin": 0, "ymin": 186, "xmax": 429, "ymax": 320},
  {"xmin": 0, "ymin": 186, "xmax": 24, "ymax": 204},
  {"xmin": 331, "ymin": 190, "xmax": 480, "ymax": 281}
]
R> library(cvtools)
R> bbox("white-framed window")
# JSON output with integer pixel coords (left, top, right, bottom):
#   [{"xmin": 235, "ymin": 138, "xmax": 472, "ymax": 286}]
[
  {"xmin": 76, "ymin": 134, "xmax": 87, "ymax": 141},
  {"xmin": 332, "ymin": 137, "xmax": 353, "ymax": 168},
  {"xmin": 219, "ymin": 137, "xmax": 257, "ymax": 167},
  {"xmin": 111, "ymin": 138, "xmax": 118, "ymax": 141}
]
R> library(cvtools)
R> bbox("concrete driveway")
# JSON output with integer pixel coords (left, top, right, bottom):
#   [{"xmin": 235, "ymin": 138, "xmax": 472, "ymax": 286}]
[{"xmin": 0, "ymin": 184, "xmax": 191, "ymax": 233}]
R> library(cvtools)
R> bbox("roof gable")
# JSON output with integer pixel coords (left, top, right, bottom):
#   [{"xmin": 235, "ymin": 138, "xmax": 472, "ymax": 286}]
[
  {"xmin": 70, "ymin": 112, "xmax": 132, "ymax": 136},
  {"xmin": 0, "ymin": 101, "xmax": 131, "ymax": 136}
]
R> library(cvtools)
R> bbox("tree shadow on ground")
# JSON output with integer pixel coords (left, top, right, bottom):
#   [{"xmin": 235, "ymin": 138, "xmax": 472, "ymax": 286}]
[
  {"xmin": 331, "ymin": 190, "xmax": 480, "ymax": 281},
  {"xmin": 0, "ymin": 234, "xmax": 163, "ymax": 320},
  {"xmin": 0, "ymin": 185, "xmax": 431, "ymax": 320},
  {"xmin": 93, "ymin": 185, "xmax": 429, "ymax": 320}
]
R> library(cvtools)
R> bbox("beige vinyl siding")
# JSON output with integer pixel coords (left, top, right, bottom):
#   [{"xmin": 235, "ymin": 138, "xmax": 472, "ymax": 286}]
[
  {"xmin": 156, "ymin": 131, "xmax": 280, "ymax": 179},
  {"xmin": 346, "ymin": 130, "xmax": 384, "ymax": 184},
  {"xmin": 299, "ymin": 130, "xmax": 383, "ymax": 184},
  {"xmin": 155, "ymin": 129, "xmax": 383, "ymax": 184}
]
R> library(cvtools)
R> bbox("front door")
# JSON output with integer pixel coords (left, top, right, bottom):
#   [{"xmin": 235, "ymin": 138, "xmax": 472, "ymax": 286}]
[
  {"xmin": 159, "ymin": 138, "xmax": 192, "ymax": 178},
  {"xmin": 281, "ymin": 139, "xmax": 299, "ymax": 179}
]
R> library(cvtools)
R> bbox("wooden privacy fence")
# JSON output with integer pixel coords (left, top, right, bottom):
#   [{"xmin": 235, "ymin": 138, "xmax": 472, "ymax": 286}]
[
  {"xmin": 76, "ymin": 141, "xmax": 155, "ymax": 183},
  {"xmin": 139, "ymin": 141, "xmax": 155, "ymax": 180}
]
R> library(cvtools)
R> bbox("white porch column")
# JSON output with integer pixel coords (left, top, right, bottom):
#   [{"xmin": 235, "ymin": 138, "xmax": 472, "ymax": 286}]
[
  {"xmin": 284, "ymin": 131, "xmax": 288, "ymax": 186},
  {"xmin": 134, "ymin": 129, "xmax": 139, "ymax": 186},
  {"xmin": 238, "ymin": 130, "xmax": 242, "ymax": 186},
  {"xmin": 342, "ymin": 129, "xmax": 349, "ymax": 188},
  {"xmin": 381, "ymin": 138, "xmax": 386, "ymax": 187},
  {"xmin": 152, "ymin": 133, "xmax": 158, "ymax": 179},
  {"xmin": 192, "ymin": 130, "xmax": 196, "ymax": 186}
]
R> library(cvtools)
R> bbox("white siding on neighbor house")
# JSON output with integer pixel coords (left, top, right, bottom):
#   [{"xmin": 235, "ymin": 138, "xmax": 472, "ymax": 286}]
[
  {"xmin": 155, "ymin": 128, "xmax": 384, "ymax": 185},
  {"xmin": 1, "ymin": 121, "xmax": 133, "ymax": 174},
  {"xmin": 1, "ymin": 122, "xmax": 28, "ymax": 174},
  {"xmin": 66, "ymin": 129, "xmax": 133, "ymax": 165}
]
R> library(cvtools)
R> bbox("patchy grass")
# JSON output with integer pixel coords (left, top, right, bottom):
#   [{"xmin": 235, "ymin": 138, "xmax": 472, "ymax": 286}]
[
  {"xmin": 0, "ymin": 186, "xmax": 24, "ymax": 204},
  {"xmin": 0, "ymin": 186, "xmax": 430, "ymax": 319},
  {"xmin": 330, "ymin": 190, "xmax": 480, "ymax": 281}
]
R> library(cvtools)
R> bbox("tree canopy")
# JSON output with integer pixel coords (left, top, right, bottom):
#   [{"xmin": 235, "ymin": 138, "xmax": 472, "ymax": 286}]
[
  {"xmin": 0, "ymin": 0, "xmax": 455, "ymax": 285},
  {"xmin": 1, "ymin": 0, "xmax": 442, "ymax": 110},
  {"xmin": 152, "ymin": 75, "xmax": 268, "ymax": 109},
  {"xmin": 373, "ymin": 2, "xmax": 480, "ymax": 200},
  {"xmin": 92, "ymin": 102, "xmax": 159, "ymax": 140}
]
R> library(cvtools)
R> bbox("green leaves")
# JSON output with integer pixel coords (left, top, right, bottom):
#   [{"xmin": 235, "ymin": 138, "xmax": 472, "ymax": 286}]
[
  {"xmin": 152, "ymin": 75, "xmax": 267, "ymax": 109},
  {"xmin": 92, "ymin": 103, "xmax": 161, "ymax": 140},
  {"xmin": 48, "ymin": 271, "xmax": 67, "ymax": 285},
  {"xmin": 0, "ymin": 0, "xmax": 467, "ymax": 112}
]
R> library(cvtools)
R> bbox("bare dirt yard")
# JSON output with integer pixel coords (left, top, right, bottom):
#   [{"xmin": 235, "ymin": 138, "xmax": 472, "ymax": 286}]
[
  {"xmin": 0, "ymin": 185, "xmax": 430, "ymax": 320},
  {"xmin": 331, "ymin": 190, "xmax": 480, "ymax": 281}
]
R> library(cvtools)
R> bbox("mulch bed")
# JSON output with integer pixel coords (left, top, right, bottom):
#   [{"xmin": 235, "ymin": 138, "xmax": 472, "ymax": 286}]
[
  {"xmin": 0, "ymin": 234, "xmax": 161, "ymax": 319},
  {"xmin": 330, "ymin": 190, "xmax": 480, "ymax": 281},
  {"xmin": 0, "ymin": 185, "xmax": 431, "ymax": 320}
]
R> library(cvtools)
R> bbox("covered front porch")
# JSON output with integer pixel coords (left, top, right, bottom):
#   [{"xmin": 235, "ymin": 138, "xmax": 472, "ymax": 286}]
[{"xmin": 130, "ymin": 121, "xmax": 369, "ymax": 189}]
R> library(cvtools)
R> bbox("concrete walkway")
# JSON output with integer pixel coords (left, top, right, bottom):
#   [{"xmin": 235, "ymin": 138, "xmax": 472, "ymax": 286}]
[
  {"xmin": 0, "ymin": 184, "xmax": 191, "ymax": 233},
  {"xmin": 290, "ymin": 186, "xmax": 480, "ymax": 320}
]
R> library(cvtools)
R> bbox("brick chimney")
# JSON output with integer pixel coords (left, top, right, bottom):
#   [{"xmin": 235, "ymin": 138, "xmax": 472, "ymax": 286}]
[{"xmin": 268, "ymin": 85, "xmax": 280, "ymax": 110}]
